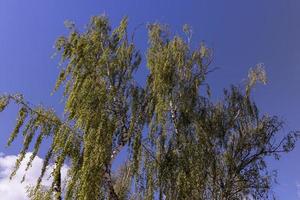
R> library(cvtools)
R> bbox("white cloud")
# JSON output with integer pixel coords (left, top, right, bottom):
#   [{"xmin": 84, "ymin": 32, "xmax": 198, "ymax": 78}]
[{"xmin": 0, "ymin": 152, "xmax": 68, "ymax": 200}]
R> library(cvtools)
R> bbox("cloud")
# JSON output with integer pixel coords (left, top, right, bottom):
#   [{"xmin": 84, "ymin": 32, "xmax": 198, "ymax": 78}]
[{"xmin": 0, "ymin": 152, "xmax": 68, "ymax": 200}]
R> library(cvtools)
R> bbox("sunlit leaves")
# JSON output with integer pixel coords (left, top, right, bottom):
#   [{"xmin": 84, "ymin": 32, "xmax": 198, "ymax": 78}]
[
  {"xmin": 0, "ymin": 15, "xmax": 297, "ymax": 200},
  {"xmin": 7, "ymin": 107, "xmax": 28, "ymax": 146},
  {"xmin": 0, "ymin": 96, "xmax": 9, "ymax": 112}
]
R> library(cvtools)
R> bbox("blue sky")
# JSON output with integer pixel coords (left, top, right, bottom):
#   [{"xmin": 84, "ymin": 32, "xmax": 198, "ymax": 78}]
[{"xmin": 0, "ymin": 0, "xmax": 300, "ymax": 199}]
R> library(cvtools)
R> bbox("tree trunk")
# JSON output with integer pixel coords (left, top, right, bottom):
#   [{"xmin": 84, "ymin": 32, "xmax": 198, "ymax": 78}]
[{"xmin": 54, "ymin": 165, "xmax": 62, "ymax": 200}]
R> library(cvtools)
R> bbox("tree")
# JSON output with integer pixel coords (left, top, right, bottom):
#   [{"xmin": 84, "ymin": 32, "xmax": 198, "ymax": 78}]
[{"xmin": 0, "ymin": 15, "xmax": 298, "ymax": 200}]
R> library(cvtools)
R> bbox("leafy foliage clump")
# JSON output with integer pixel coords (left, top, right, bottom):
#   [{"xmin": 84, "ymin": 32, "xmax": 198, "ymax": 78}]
[{"xmin": 0, "ymin": 16, "xmax": 298, "ymax": 200}]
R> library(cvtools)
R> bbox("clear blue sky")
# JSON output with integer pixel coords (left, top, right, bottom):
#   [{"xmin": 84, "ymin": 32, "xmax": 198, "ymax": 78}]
[{"xmin": 0, "ymin": 0, "xmax": 299, "ymax": 199}]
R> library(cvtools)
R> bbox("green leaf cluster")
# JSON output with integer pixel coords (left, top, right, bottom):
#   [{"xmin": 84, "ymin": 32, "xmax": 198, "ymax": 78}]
[{"xmin": 0, "ymin": 16, "xmax": 298, "ymax": 200}]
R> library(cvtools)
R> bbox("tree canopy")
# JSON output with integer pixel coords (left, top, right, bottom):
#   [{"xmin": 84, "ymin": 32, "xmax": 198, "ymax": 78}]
[{"xmin": 0, "ymin": 15, "xmax": 298, "ymax": 200}]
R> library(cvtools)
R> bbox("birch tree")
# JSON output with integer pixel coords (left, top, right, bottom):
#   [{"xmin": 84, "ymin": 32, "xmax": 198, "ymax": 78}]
[{"xmin": 0, "ymin": 15, "xmax": 297, "ymax": 200}]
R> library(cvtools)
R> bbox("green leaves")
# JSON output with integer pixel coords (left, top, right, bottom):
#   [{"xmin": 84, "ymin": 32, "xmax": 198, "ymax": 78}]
[
  {"xmin": 246, "ymin": 63, "xmax": 267, "ymax": 96},
  {"xmin": 147, "ymin": 24, "xmax": 212, "ymax": 125},
  {"xmin": 0, "ymin": 15, "xmax": 297, "ymax": 200},
  {"xmin": 0, "ymin": 96, "xmax": 9, "ymax": 112},
  {"xmin": 7, "ymin": 107, "xmax": 28, "ymax": 146}
]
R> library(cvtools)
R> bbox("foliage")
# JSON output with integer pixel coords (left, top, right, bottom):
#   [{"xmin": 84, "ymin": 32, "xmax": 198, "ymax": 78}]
[{"xmin": 0, "ymin": 15, "xmax": 298, "ymax": 200}]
